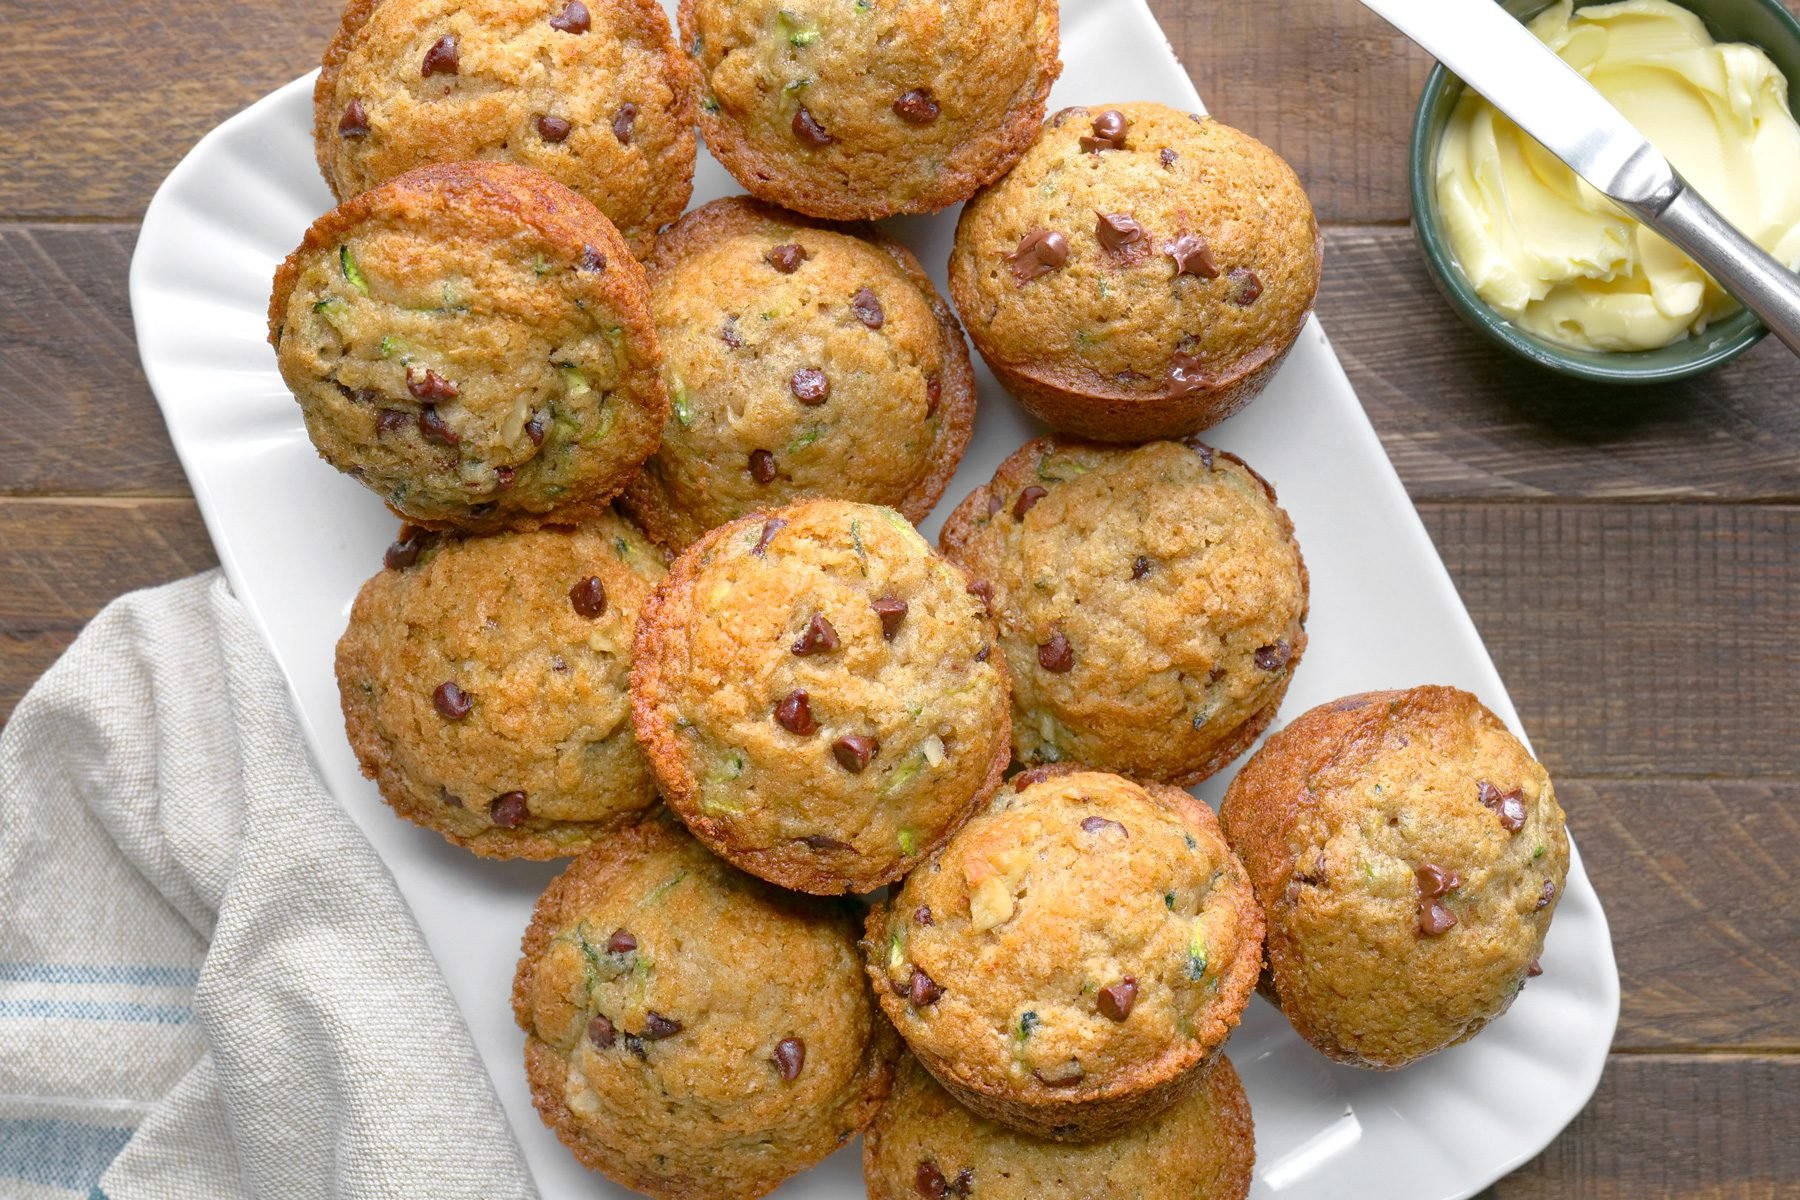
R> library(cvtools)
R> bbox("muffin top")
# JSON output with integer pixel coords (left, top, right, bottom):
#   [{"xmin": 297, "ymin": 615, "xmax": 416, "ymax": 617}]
[
  {"xmin": 865, "ymin": 1054, "xmax": 1254, "ymax": 1200},
  {"xmin": 680, "ymin": 0, "xmax": 1060, "ymax": 219},
  {"xmin": 335, "ymin": 513, "xmax": 664, "ymax": 858},
  {"xmin": 949, "ymin": 103, "xmax": 1321, "ymax": 403},
  {"xmin": 314, "ymin": 0, "xmax": 696, "ymax": 254},
  {"xmin": 941, "ymin": 437, "xmax": 1307, "ymax": 784},
  {"xmin": 1220, "ymin": 686, "xmax": 1570, "ymax": 1069},
  {"xmin": 867, "ymin": 768, "xmax": 1263, "ymax": 1115},
  {"xmin": 631, "ymin": 499, "xmax": 1012, "ymax": 894},
  {"xmin": 269, "ymin": 162, "xmax": 667, "ymax": 533},
  {"xmin": 513, "ymin": 815, "xmax": 895, "ymax": 1199},
  {"xmin": 622, "ymin": 197, "xmax": 975, "ymax": 551}
]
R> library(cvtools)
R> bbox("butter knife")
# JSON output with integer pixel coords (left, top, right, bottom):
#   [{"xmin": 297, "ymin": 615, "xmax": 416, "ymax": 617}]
[{"xmin": 1362, "ymin": 0, "xmax": 1800, "ymax": 357}]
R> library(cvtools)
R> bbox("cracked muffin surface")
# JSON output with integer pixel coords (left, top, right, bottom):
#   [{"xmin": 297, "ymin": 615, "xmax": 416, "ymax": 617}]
[
  {"xmin": 680, "ymin": 0, "xmax": 1059, "ymax": 219},
  {"xmin": 314, "ymin": 0, "xmax": 696, "ymax": 254},
  {"xmin": 631, "ymin": 498, "xmax": 1012, "ymax": 894},
  {"xmin": 622, "ymin": 197, "xmax": 975, "ymax": 551},
  {"xmin": 940, "ymin": 436, "xmax": 1307, "ymax": 785},
  {"xmin": 864, "ymin": 766, "xmax": 1263, "ymax": 1141},
  {"xmin": 865, "ymin": 1053, "xmax": 1254, "ymax": 1200},
  {"xmin": 949, "ymin": 102, "xmax": 1321, "ymax": 440},
  {"xmin": 335, "ymin": 512, "xmax": 664, "ymax": 858},
  {"xmin": 269, "ymin": 161, "xmax": 667, "ymax": 533},
  {"xmin": 1220, "ymin": 686, "xmax": 1570, "ymax": 1069},
  {"xmin": 513, "ymin": 814, "xmax": 896, "ymax": 1199}
]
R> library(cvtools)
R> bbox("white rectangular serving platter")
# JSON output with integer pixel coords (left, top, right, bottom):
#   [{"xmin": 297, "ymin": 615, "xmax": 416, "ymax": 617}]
[{"xmin": 130, "ymin": 1, "xmax": 1618, "ymax": 1196}]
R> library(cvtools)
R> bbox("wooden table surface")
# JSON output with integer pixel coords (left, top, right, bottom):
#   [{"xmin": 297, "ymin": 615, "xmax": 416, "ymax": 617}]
[{"xmin": 3, "ymin": 0, "xmax": 1796, "ymax": 1193}]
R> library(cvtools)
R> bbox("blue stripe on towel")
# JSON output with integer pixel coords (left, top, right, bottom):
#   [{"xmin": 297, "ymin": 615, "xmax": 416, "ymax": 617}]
[
  {"xmin": 0, "ymin": 964, "xmax": 199, "ymax": 988},
  {"xmin": 0, "ymin": 1119, "xmax": 132, "ymax": 1192},
  {"xmin": 0, "ymin": 999, "xmax": 193, "ymax": 1025}
]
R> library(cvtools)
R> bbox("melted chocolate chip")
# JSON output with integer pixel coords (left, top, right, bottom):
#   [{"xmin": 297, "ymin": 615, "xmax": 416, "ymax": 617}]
[
  {"xmin": 915, "ymin": 1161, "xmax": 947, "ymax": 1199},
  {"xmin": 440, "ymin": 788, "xmax": 463, "ymax": 809},
  {"xmin": 766, "ymin": 243, "xmax": 809, "ymax": 273},
  {"xmin": 421, "ymin": 35, "xmax": 458, "ymax": 77},
  {"xmin": 850, "ymin": 287, "xmax": 884, "ymax": 329},
  {"xmin": 1527, "ymin": 959, "xmax": 1544, "ymax": 977},
  {"xmin": 418, "ymin": 406, "xmax": 459, "ymax": 446},
  {"xmin": 791, "ymin": 367, "xmax": 830, "ymax": 405},
  {"xmin": 1166, "ymin": 351, "xmax": 1208, "ymax": 396},
  {"xmin": 338, "ymin": 99, "xmax": 370, "ymax": 138},
  {"xmin": 1038, "ymin": 629, "xmax": 1074, "ymax": 673},
  {"xmin": 1168, "ymin": 233, "xmax": 1220, "ymax": 278},
  {"xmin": 612, "ymin": 102, "xmax": 638, "ymax": 144},
  {"xmin": 1227, "ymin": 266, "xmax": 1263, "ymax": 305},
  {"xmin": 569, "ymin": 576, "xmax": 607, "ymax": 619},
  {"xmin": 643, "ymin": 1012, "xmax": 683, "ymax": 1040},
  {"xmin": 832, "ymin": 733, "xmax": 878, "ymax": 773},
  {"xmin": 587, "ymin": 1013, "xmax": 615, "ymax": 1048},
  {"xmin": 490, "ymin": 792, "xmax": 528, "ymax": 828},
  {"xmin": 873, "ymin": 596, "xmax": 908, "ymax": 639},
  {"xmin": 1160, "ymin": 147, "xmax": 1178, "ymax": 169},
  {"xmin": 748, "ymin": 448, "xmax": 778, "ymax": 484},
  {"xmin": 1254, "ymin": 641, "xmax": 1292, "ymax": 671},
  {"xmin": 986, "ymin": 493, "xmax": 1005, "ymax": 517},
  {"xmin": 1007, "ymin": 230, "xmax": 1069, "ymax": 285},
  {"xmin": 1080, "ymin": 109, "xmax": 1129, "ymax": 152},
  {"xmin": 907, "ymin": 966, "xmax": 941, "ymax": 1007},
  {"xmin": 949, "ymin": 1169, "xmax": 974, "ymax": 1196},
  {"xmin": 721, "ymin": 319, "xmax": 744, "ymax": 349},
  {"xmin": 524, "ymin": 416, "xmax": 546, "ymax": 445},
  {"xmin": 1477, "ymin": 780, "xmax": 1528, "ymax": 833},
  {"xmin": 1095, "ymin": 211, "xmax": 1144, "ymax": 253},
  {"xmin": 536, "ymin": 115, "xmax": 572, "ymax": 143},
  {"xmin": 1132, "ymin": 555, "xmax": 1152, "ymax": 580},
  {"xmin": 1081, "ymin": 815, "xmax": 1127, "ymax": 837},
  {"xmin": 433, "ymin": 681, "xmax": 472, "ymax": 720},
  {"xmin": 1416, "ymin": 862, "xmax": 1461, "ymax": 897},
  {"xmin": 1012, "ymin": 765, "xmax": 1058, "ymax": 789},
  {"xmin": 792, "ymin": 613, "xmax": 840, "ymax": 655},
  {"xmin": 336, "ymin": 383, "xmax": 380, "ymax": 405},
  {"xmin": 775, "ymin": 690, "xmax": 817, "ymax": 735},
  {"xmin": 1419, "ymin": 900, "xmax": 1457, "ymax": 936},
  {"xmin": 1013, "ymin": 485, "xmax": 1047, "ymax": 520},
  {"xmin": 793, "ymin": 106, "xmax": 832, "ymax": 146},
  {"xmin": 1097, "ymin": 977, "xmax": 1138, "ymax": 1021},
  {"xmin": 493, "ymin": 465, "xmax": 516, "ymax": 491},
  {"xmin": 893, "ymin": 88, "xmax": 940, "ymax": 124},
  {"xmin": 1537, "ymin": 880, "xmax": 1557, "ymax": 910},
  {"xmin": 974, "ymin": 645, "xmax": 990, "ymax": 662},
  {"xmin": 406, "ymin": 366, "xmax": 459, "ymax": 401},
  {"xmin": 376, "ymin": 408, "xmax": 411, "ymax": 436},
  {"xmin": 384, "ymin": 532, "xmax": 423, "ymax": 570},
  {"xmin": 549, "ymin": 0, "xmax": 590, "ymax": 33},
  {"xmin": 753, "ymin": 517, "xmax": 787, "ymax": 555},
  {"xmin": 623, "ymin": 1033, "xmax": 647, "ymax": 1060},
  {"xmin": 913, "ymin": 905, "xmax": 934, "ymax": 926},
  {"xmin": 924, "ymin": 372, "xmax": 942, "ymax": 416},
  {"xmin": 772, "ymin": 1037, "xmax": 805, "ymax": 1080},
  {"xmin": 606, "ymin": 929, "xmax": 637, "ymax": 954},
  {"xmin": 967, "ymin": 579, "xmax": 994, "ymax": 616},
  {"xmin": 578, "ymin": 245, "xmax": 607, "ymax": 273},
  {"xmin": 1186, "ymin": 439, "xmax": 1216, "ymax": 469}
]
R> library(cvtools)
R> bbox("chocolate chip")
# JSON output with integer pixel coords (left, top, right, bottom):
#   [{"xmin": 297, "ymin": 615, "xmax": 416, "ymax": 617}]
[
  {"xmin": 440, "ymin": 788, "xmax": 463, "ymax": 809},
  {"xmin": 791, "ymin": 613, "xmax": 840, "ymax": 655},
  {"xmin": 907, "ymin": 966, "xmax": 941, "ymax": 1007},
  {"xmin": 1187, "ymin": 439, "xmax": 1216, "ymax": 469},
  {"xmin": 587, "ymin": 1013, "xmax": 614, "ymax": 1048},
  {"xmin": 986, "ymin": 493, "xmax": 1005, "ymax": 517},
  {"xmin": 793, "ymin": 106, "xmax": 832, "ymax": 146},
  {"xmin": 433, "ymin": 681, "xmax": 472, "ymax": 720},
  {"xmin": 749, "ymin": 448, "xmax": 778, "ymax": 484},
  {"xmin": 791, "ymin": 368, "xmax": 830, "ymax": 405},
  {"xmin": 384, "ymin": 532, "xmax": 423, "ymax": 570},
  {"xmin": 336, "ymin": 383, "xmax": 381, "ymax": 405},
  {"xmin": 832, "ymin": 733, "xmax": 877, "ymax": 773},
  {"xmin": 892, "ymin": 87, "xmax": 941, "ymax": 124},
  {"xmin": 974, "ymin": 645, "xmax": 990, "ymax": 662},
  {"xmin": 1166, "ymin": 351, "xmax": 1208, "ymax": 396},
  {"xmin": 721, "ymin": 319, "xmax": 744, "ymax": 349},
  {"xmin": 1419, "ymin": 900, "xmax": 1457, "ymax": 936},
  {"xmin": 549, "ymin": 0, "xmax": 590, "ymax": 33},
  {"xmin": 1080, "ymin": 109, "xmax": 1129, "ymax": 152},
  {"xmin": 873, "ymin": 596, "xmax": 908, "ymax": 639},
  {"xmin": 1097, "ymin": 977, "xmax": 1138, "ymax": 1021},
  {"xmin": 1160, "ymin": 147, "xmax": 1178, "ymax": 169},
  {"xmin": 569, "ymin": 576, "xmax": 607, "ymax": 619},
  {"xmin": 1536, "ymin": 880, "xmax": 1556, "ymax": 910},
  {"xmin": 612, "ymin": 102, "xmax": 638, "ymax": 144},
  {"xmin": 579, "ymin": 245, "xmax": 607, "ymax": 273},
  {"xmin": 913, "ymin": 905, "xmax": 934, "ymax": 926},
  {"xmin": 915, "ymin": 1161, "xmax": 947, "ymax": 1199},
  {"xmin": 766, "ymin": 243, "xmax": 809, "ymax": 273},
  {"xmin": 967, "ymin": 579, "xmax": 994, "ymax": 616},
  {"xmin": 490, "ymin": 792, "xmax": 528, "ymax": 828},
  {"xmin": 1132, "ymin": 555, "xmax": 1152, "ymax": 580},
  {"xmin": 850, "ymin": 287, "xmax": 884, "ymax": 329},
  {"xmin": 606, "ymin": 928, "xmax": 637, "ymax": 954},
  {"xmin": 1013, "ymin": 485, "xmax": 1047, "ymax": 520},
  {"xmin": 1477, "ymin": 780, "xmax": 1527, "ymax": 833},
  {"xmin": 536, "ymin": 115, "xmax": 572, "ymax": 143},
  {"xmin": 772, "ymin": 1037, "xmax": 805, "ymax": 1080},
  {"xmin": 643, "ymin": 1012, "xmax": 682, "ymax": 1039},
  {"xmin": 338, "ymin": 99, "xmax": 370, "ymax": 138},
  {"xmin": 418, "ymin": 405, "xmax": 459, "ymax": 446},
  {"xmin": 1007, "ymin": 230, "xmax": 1069, "ymax": 285},
  {"xmin": 949, "ymin": 1169, "xmax": 974, "ymax": 1197},
  {"xmin": 801, "ymin": 833, "xmax": 851, "ymax": 851},
  {"xmin": 1527, "ymin": 959, "xmax": 1544, "ymax": 977},
  {"xmin": 775, "ymin": 690, "xmax": 817, "ymax": 735},
  {"xmin": 376, "ymin": 408, "xmax": 411, "ymax": 436},
  {"xmin": 1095, "ymin": 211, "xmax": 1144, "ymax": 253},
  {"xmin": 1038, "ymin": 629, "xmax": 1074, "ymax": 673},
  {"xmin": 1416, "ymin": 862, "xmax": 1461, "ymax": 897},
  {"xmin": 524, "ymin": 416, "xmax": 546, "ymax": 445},
  {"xmin": 1012, "ymin": 765, "xmax": 1058, "ymax": 789},
  {"xmin": 1227, "ymin": 266, "xmax": 1263, "ymax": 305},
  {"xmin": 551, "ymin": 656, "xmax": 569, "ymax": 673},
  {"xmin": 924, "ymin": 372, "xmax": 942, "ymax": 416},
  {"xmin": 1033, "ymin": 1062, "xmax": 1085, "ymax": 1087},
  {"xmin": 406, "ymin": 366, "xmax": 458, "ymax": 401},
  {"xmin": 494, "ymin": 465, "xmax": 516, "ymax": 490},
  {"xmin": 753, "ymin": 517, "xmax": 788, "ymax": 556},
  {"xmin": 1168, "ymin": 233, "xmax": 1219, "ymax": 278},
  {"xmin": 1081, "ymin": 815, "xmax": 1127, "ymax": 837},
  {"xmin": 1255, "ymin": 641, "xmax": 1292, "ymax": 671},
  {"xmin": 421, "ymin": 35, "xmax": 458, "ymax": 77},
  {"xmin": 623, "ymin": 1033, "xmax": 647, "ymax": 1060}
]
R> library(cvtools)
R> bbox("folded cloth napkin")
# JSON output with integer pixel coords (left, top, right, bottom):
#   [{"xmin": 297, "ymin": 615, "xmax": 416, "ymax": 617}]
[{"xmin": 0, "ymin": 572, "xmax": 538, "ymax": 1200}]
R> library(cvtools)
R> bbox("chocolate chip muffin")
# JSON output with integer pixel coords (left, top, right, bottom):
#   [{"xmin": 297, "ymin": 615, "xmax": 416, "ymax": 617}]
[
  {"xmin": 1220, "ymin": 686, "xmax": 1570, "ymax": 1070},
  {"xmin": 865, "ymin": 766, "xmax": 1264, "ymax": 1141},
  {"xmin": 679, "ymin": 0, "xmax": 1060, "ymax": 220},
  {"xmin": 269, "ymin": 162, "xmax": 667, "ymax": 533},
  {"xmin": 513, "ymin": 813, "xmax": 897, "ymax": 1199},
  {"xmin": 621, "ymin": 197, "xmax": 976, "ymax": 552},
  {"xmin": 632, "ymin": 498, "xmax": 1012, "ymax": 894},
  {"xmin": 335, "ymin": 512, "xmax": 665, "ymax": 858},
  {"xmin": 865, "ymin": 1053, "xmax": 1254, "ymax": 1200},
  {"xmin": 314, "ymin": 0, "xmax": 696, "ymax": 254},
  {"xmin": 940, "ymin": 437, "xmax": 1307, "ymax": 785},
  {"xmin": 948, "ymin": 103, "xmax": 1322, "ymax": 441}
]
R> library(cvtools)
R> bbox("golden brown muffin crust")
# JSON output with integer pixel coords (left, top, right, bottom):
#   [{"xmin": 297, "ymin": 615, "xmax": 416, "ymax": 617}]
[
  {"xmin": 621, "ymin": 197, "xmax": 976, "ymax": 551},
  {"xmin": 513, "ymin": 815, "xmax": 897, "ymax": 1199},
  {"xmin": 865, "ymin": 766, "xmax": 1264, "ymax": 1141},
  {"xmin": 269, "ymin": 161, "xmax": 668, "ymax": 533},
  {"xmin": 940, "ymin": 436, "xmax": 1308, "ymax": 786},
  {"xmin": 315, "ymin": 0, "xmax": 696, "ymax": 254},
  {"xmin": 680, "ymin": 0, "xmax": 1060, "ymax": 220},
  {"xmin": 1220, "ymin": 687, "xmax": 1571, "ymax": 1069}
]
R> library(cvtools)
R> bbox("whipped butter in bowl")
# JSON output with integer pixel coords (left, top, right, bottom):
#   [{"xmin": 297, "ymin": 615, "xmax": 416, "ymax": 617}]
[{"xmin": 1410, "ymin": 0, "xmax": 1800, "ymax": 380}]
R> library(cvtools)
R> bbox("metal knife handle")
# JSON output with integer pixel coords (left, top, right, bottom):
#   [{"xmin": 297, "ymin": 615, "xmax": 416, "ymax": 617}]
[{"xmin": 1631, "ymin": 185, "xmax": 1800, "ymax": 358}]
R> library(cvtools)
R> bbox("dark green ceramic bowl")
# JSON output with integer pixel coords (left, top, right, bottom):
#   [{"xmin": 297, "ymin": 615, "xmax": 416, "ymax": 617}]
[{"xmin": 1409, "ymin": 0, "xmax": 1800, "ymax": 383}]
